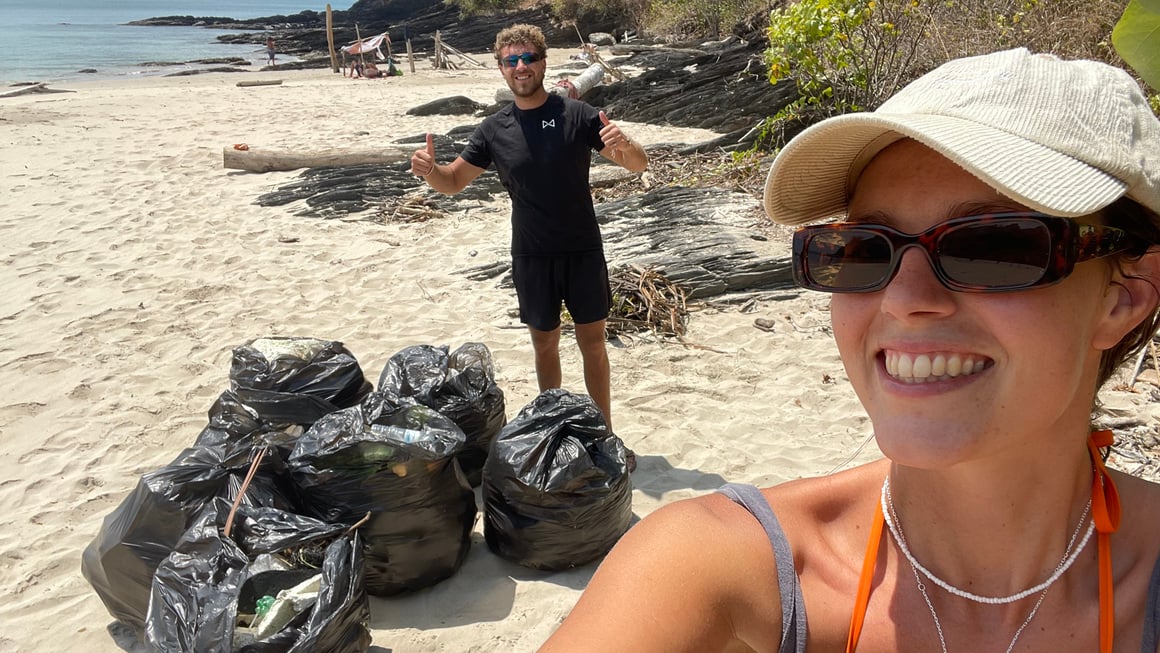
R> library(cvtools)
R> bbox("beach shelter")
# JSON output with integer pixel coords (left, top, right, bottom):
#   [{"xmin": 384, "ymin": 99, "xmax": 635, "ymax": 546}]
[{"xmin": 342, "ymin": 32, "xmax": 390, "ymax": 60}]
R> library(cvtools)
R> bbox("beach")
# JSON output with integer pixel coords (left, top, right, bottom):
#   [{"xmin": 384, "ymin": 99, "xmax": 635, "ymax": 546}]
[{"xmin": 1, "ymin": 59, "xmax": 1156, "ymax": 653}]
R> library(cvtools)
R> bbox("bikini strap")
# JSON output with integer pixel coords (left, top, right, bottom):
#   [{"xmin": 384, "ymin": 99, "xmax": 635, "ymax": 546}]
[
  {"xmin": 1087, "ymin": 429, "xmax": 1120, "ymax": 653},
  {"xmin": 845, "ymin": 499, "xmax": 884, "ymax": 653}
]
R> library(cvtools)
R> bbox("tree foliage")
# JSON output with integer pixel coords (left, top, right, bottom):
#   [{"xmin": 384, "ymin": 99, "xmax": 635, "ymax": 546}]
[
  {"xmin": 760, "ymin": 0, "xmax": 1135, "ymax": 149},
  {"xmin": 1113, "ymin": 0, "xmax": 1160, "ymax": 109}
]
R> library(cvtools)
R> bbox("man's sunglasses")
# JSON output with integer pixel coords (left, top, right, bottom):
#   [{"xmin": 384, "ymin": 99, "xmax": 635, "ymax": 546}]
[
  {"xmin": 501, "ymin": 52, "xmax": 542, "ymax": 68},
  {"xmin": 792, "ymin": 212, "xmax": 1135, "ymax": 293}
]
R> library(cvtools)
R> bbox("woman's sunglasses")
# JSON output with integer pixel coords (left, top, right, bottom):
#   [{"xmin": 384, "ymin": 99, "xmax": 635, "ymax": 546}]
[
  {"xmin": 501, "ymin": 52, "xmax": 542, "ymax": 68},
  {"xmin": 792, "ymin": 212, "xmax": 1135, "ymax": 293}
]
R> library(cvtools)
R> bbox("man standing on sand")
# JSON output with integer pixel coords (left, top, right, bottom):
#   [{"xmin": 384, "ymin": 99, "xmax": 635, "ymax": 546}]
[
  {"xmin": 266, "ymin": 36, "xmax": 276, "ymax": 65},
  {"xmin": 409, "ymin": 23, "xmax": 648, "ymax": 433}
]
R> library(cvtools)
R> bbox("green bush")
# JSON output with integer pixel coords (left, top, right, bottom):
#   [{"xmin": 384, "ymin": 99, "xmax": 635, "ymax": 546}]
[
  {"xmin": 760, "ymin": 0, "xmax": 1132, "ymax": 149},
  {"xmin": 1113, "ymin": 0, "xmax": 1160, "ymax": 97}
]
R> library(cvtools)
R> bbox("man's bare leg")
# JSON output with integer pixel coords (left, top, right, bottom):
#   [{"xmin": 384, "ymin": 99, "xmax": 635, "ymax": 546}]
[
  {"xmin": 528, "ymin": 326, "xmax": 563, "ymax": 391},
  {"xmin": 574, "ymin": 320, "xmax": 611, "ymax": 431}
]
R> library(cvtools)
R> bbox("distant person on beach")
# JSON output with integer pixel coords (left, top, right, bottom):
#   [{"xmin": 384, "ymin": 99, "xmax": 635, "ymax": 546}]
[
  {"xmin": 539, "ymin": 49, "xmax": 1160, "ymax": 652},
  {"xmin": 363, "ymin": 61, "xmax": 382, "ymax": 79},
  {"xmin": 409, "ymin": 23, "xmax": 647, "ymax": 433},
  {"xmin": 266, "ymin": 36, "xmax": 276, "ymax": 65}
]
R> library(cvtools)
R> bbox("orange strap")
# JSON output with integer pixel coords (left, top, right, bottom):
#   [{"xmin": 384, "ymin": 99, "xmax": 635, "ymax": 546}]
[
  {"xmin": 1088, "ymin": 429, "xmax": 1120, "ymax": 653},
  {"xmin": 845, "ymin": 499, "xmax": 884, "ymax": 653},
  {"xmin": 844, "ymin": 431, "xmax": 1119, "ymax": 652}
]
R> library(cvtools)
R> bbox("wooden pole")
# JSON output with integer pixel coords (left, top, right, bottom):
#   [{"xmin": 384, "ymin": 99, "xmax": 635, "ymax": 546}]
[
  {"xmin": 326, "ymin": 4, "xmax": 338, "ymax": 72},
  {"xmin": 406, "ymin": 38, "xmax": 415, "ymax": 74},
  {"xmin": 355, "ymin": 24, "xmax": 366, "ymax": 67}
]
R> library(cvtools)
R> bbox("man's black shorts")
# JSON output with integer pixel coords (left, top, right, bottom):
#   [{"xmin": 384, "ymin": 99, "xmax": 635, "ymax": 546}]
[{"xmin": 511, "ymin": 252, "xmax": 612, "ymax": 331}]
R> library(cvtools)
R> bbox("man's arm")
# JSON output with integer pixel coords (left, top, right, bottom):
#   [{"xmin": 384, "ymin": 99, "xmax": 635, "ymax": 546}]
[
  {"xmin": 410, "ymin": 133, "xmax": 486, "ymax": 195},
  {"xmin": 597, "ymin": 111, "xmax": 648, "ymax": 173}
]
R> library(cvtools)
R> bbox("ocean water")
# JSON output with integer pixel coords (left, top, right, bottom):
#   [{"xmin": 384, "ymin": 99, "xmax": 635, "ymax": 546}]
[{"xmin": 0, "ymin": 0, "xmax": 351, "ymax": 85}]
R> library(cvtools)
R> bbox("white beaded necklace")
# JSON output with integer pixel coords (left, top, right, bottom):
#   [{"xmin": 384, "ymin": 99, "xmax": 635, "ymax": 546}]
[
  {"xmin": 881, "ymin": 476, "xmax": 1094, "ymax": 604},
  {"xmin": 881, "ymin": 477, "xmax": 1093, "ymax": 653}
]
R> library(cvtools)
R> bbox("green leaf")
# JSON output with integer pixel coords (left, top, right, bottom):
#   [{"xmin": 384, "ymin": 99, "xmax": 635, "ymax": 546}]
[{"xmin": 1113, "ymin": 0, "xmax": 1160, "ymax": 89}]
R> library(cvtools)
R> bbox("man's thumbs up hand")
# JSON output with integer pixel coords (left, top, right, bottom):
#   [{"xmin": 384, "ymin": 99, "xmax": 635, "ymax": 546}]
[{"xmin": 411, "ymin": 133, "xmax": 436, "ymax": 178}]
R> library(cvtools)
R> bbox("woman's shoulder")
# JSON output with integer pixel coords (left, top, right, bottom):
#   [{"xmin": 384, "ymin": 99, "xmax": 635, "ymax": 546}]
[
  {"xmin": 759, "ymin": 460, "xmax": 890, "ymax": 538},
  {"xmin": 1109, "ymin": 469, "xmax": 1160, "ymax": 563},
  {"xmin": 664, "ymin": 461, "xmax": 888, "ymax": 539}
]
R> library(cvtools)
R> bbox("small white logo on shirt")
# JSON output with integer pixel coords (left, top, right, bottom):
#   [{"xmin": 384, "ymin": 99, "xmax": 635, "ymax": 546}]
[{"xmin": 542, "ymin": 119, "xmax": 556, "ymax": 129}]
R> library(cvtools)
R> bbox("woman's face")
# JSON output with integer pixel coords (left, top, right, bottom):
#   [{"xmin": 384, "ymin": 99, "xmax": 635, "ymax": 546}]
[{"xmin": 832, "ymin": 139, "xmax": 1119, "ymax": 468}]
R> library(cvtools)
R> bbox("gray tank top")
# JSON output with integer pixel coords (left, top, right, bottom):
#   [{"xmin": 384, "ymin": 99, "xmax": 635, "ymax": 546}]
[{"xmin": 718, "ymin": 482, "xmax": 1160, "ymax": 652}]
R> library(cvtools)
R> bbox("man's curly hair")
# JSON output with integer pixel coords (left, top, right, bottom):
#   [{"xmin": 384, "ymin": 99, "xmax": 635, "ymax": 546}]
[{"xmin": 494, "ymin": 24, "xmax": 547, "ymax": 63}]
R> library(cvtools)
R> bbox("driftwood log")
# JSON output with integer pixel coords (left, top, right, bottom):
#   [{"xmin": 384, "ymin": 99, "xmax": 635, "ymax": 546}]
[
  {"xmin": 223, "ymin": 146, "xmax": 410, "ymax": 172},
  {"xmin": 0, "ymin": 83, "xmax": 76, "ymax": 98},
  {"xmin": 236, "ymin": 79, "xmax": 283, "ymax": 87}
]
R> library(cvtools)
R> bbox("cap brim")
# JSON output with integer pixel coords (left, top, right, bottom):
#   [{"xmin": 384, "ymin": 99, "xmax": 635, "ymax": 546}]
[{"xmin": 763, "ymin": 113, "xmax": 1128, "ymax": 226}]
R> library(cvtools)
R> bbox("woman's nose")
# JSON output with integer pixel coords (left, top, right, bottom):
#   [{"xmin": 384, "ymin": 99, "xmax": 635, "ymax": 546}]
[{"xmin": 878, "ymin": 247, "xmax": 956, "ymax": 318}]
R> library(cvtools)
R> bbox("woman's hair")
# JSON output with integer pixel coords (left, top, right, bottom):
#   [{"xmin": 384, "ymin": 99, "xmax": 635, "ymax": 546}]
[
  {"xmin": 493, "ymin": 24, "xmax": 547, "ymax": 62},
  {"xmin": 1097, "ymin": 197, "xmax": 1160, "ymax": 389}
]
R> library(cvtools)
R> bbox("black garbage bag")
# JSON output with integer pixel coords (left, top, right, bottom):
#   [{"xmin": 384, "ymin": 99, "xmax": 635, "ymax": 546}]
[
  {"xmin": 483, "ymin": 388, "xmax": 633, "ymax": 571},
  {"xmin": 288, "ymin": 392, "xmax": 476, "ymax": 596},
  {"xmin": 146, "ymin": 498, "xmax": 371, "ymax": 653},
  {"xmin": 81, "ymin": 436, "xmax": 294, "ymax": 638},
  {"xmin": 196, "ymin": 337, "xmax": 373, "ymax": 450},
  {"xmin": 377, "ymin": 342, "xmax": 506, "ymax": 487}
]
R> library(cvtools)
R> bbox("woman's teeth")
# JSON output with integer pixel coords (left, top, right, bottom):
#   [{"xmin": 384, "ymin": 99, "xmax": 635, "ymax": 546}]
[{"xmin": 884, "ymin": 351, "xmax": 988, "ymax": 383}]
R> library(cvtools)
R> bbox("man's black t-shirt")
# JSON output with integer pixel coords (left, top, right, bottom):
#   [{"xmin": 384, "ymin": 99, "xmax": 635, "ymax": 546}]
[{"xmin": 459, "ymin": 94, "xmax": 606, "ymax": 257}]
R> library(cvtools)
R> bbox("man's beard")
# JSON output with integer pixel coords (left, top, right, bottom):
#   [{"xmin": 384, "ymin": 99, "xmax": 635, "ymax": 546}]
[{"xmin": 507, "ymin": 71, "xmax": 542, "ymax": 98}]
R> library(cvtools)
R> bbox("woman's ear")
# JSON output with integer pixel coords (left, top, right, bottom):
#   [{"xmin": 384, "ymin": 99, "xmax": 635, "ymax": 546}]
[{"xmin": 1092, "ymin": 247, "xmax": 1160, "ymax": 351}]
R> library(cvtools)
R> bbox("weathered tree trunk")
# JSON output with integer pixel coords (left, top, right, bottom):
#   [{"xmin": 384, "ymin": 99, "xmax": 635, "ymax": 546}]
[
  {"xmin": 0, "ymin": 83, "xmax": 75, "ymax": 98},
  {"xmin": 223, "ymin": 146, "xmax": 409, "ymax": 172}
]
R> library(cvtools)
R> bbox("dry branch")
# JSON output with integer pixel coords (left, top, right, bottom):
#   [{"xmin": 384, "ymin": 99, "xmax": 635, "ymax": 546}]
[
  {"xmin": 605, "ymin": 265, "xmax": 689, "ymax": 338},
  {"xmin": 377, "ymin": 192, "xmax": 449, "ymax": 223}
]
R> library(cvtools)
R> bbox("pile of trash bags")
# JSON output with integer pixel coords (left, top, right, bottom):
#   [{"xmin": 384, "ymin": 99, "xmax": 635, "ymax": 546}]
[
  {"xmin": 82, "ymin": 336, "xmax": 634, "ymax": 650},
  {"xmin": 83, "ymin": 338, "xmax": 372, "ymax": 643}
]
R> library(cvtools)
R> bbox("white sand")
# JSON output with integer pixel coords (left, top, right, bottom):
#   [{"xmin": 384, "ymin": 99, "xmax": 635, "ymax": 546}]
[{"xmin": 1, "ymin": 59, "xmax": 1155, "ymax": 653}]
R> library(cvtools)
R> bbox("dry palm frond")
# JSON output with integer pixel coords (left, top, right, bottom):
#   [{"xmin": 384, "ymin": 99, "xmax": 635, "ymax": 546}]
[
  {"xmin": 605, "ymin": 264, "xmax": 688, "ymax": 339},
  {"xmin": 377, "ymin": 191, "xmax": 448, "ymax": 223}
]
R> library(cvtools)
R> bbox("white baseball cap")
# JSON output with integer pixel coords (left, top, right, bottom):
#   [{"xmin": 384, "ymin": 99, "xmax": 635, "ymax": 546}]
[{"xmin": 763, "ymin": 48, "xmax": 1160, "ymax": 225}]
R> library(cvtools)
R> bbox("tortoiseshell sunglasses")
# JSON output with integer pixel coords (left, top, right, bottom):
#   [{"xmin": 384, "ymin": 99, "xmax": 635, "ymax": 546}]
[{"xmin": 792, "ymin": 212, "xmax": 1134, "ymax": 293}]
